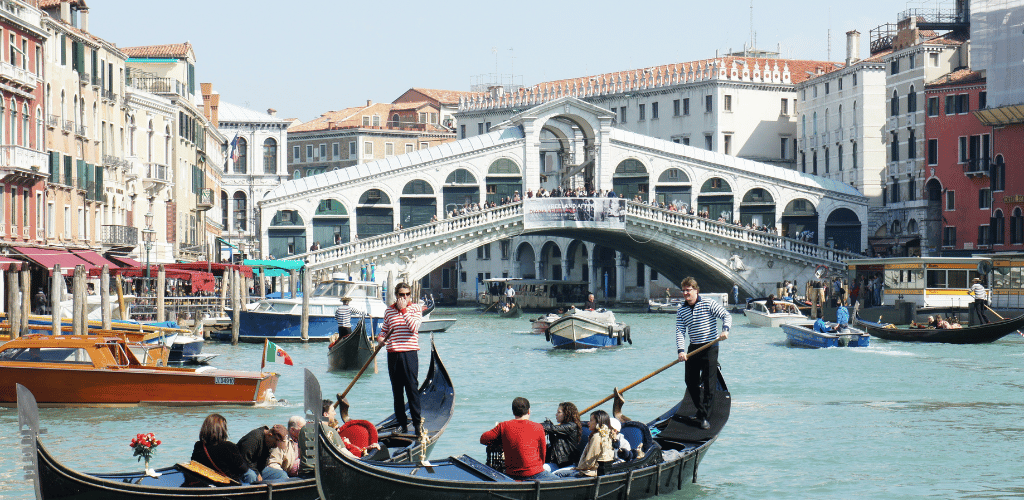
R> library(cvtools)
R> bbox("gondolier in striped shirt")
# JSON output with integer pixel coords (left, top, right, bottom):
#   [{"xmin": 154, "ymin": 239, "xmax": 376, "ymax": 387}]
[
  {"xmin": 334, "ymin": 297, "xmax": 353, "ymax": 337},
  {"xmin": 676, "ymin": 277, "xmax": 731, "ymax": 430},
  {"xmin": 376, "ymin": 282, "xmax": 423, "ymax": 435},
  {"xmin": 970, "ymin": 277, "xmax": 991, "ymax": 325}
]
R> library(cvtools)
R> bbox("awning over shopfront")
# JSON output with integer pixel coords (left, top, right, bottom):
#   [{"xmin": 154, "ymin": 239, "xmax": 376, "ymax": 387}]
[
  {"xmin": 12, "ymin": 246, "xmax": 94, "ymax": 275},
  {"xmin": 108, "ymin": 255, "xmax": 142, "ymax": 268},
  {"xmin": 87, "ymin": 266, "xmax": 216, "ymax": 293},
  {"xmin": 71, "ymin": 250, "xmax": 126, "ymax": 270},
  {"xmin": 166, "ymin": 261, "xmax": 253, "ymax": 278}
]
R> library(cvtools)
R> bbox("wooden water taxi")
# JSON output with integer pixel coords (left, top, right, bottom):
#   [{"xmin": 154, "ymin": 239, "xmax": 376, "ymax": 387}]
[
  {"xmin": 743, "ymin": 300, "xmax": 806, "ymax": 328},
  {"xmin": 0, "ymin": 334, "xmax": 278, "ymax": 407}
]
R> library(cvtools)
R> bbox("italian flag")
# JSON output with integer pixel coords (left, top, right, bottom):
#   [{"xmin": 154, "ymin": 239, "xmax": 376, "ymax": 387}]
[{"xmin": 262, "ymin": 340, "xmax": 294, "ymax": 368}]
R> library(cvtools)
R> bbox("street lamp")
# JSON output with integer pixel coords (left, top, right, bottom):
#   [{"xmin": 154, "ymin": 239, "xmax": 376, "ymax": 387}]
[{"xmin": 142, "ymin": 212, "xmax": 155, "ymax": 294}]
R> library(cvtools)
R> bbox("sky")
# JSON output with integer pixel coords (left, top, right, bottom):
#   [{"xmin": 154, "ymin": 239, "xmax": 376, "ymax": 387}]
[{"xmin": 88, "ymin": 0, "xmax": 938, "ymax": 123}]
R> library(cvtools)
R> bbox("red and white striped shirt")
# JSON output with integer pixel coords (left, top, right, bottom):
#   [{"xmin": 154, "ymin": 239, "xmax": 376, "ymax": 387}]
[{"xmin": 381, "ymin": 303, "xmax": 422, "ymax": 352}]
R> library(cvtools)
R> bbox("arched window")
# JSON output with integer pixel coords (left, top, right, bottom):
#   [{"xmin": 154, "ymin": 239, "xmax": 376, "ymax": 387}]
[
  {"xmin": 1011, "ymin": 207, "xmax": 1023, "ymax": 245},
  {"xmin": 22, "ymin": 104, "xmax": 29, "ymax": 147},
  {"xmin": 10, "ymin": 98, "xmax": 17, "ymax": 146},
  {"xmin": 147, "ymin": 119, "xmax": 154, "ymax": 163},
  {"xmin": 813, "ymin": 112, "xmax": 817, "ymax": 133},
  {"xmin": 35, "ymin": 106, "xmax": 42, "ymax": 150},
  {"xmin": 60, "ymin": 90, "xmax": 65, "ymax": 125},
  {"xmin": 164, "ymin": 125, "xmax": 171, "ymax": 165},
  {"xmin": 891, "ymin": 220, "xmax": 901, "ymax": 234},
  {"xmin": 129, "ymin": 116, "xmax": 136, "ymax": 156},
  {"xmin": 838, "ymin": 104, "xmax": 843, "ymax": 128},
  {"xmin": 993, "ymin": 209, "xmax": 1005, "ymax": 245},
  {"xmin": 391, "ymin": 114, "xmax": 399, "ymax": 126},
  {"xmin": 824, "ymin": 108, "xmax": 829, "ymax": 132},
  {"xmin": 233, "ymin": 192, "xmax": 247, "ymax": 232},
  {"xmin": 908, "ymin": 85, "xmax": 917, "ymax": 113},
  {"xmin": 263, "ymin": 138, "xmax": 277, "ymax": 174},
  {"xmin": 221, "ymin": 191, "xmax": 229, "ymax": 229},
  {"xmin": 891, "ymin": 89, "xmax": 899, "ymax": 116},
  {"xmin": 235, "ymin": 137, "xmax": 248, "ymax": 174}
]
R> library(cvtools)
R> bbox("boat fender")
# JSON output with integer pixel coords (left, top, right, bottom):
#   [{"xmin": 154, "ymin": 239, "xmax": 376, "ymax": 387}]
[
  {"xmin": 607, "ymin": 324, "xmax": 615, "ymax": 338},
  {"xmin": 545, "ymin": 331, "xmax": 551, "ymax": 342},
  {"xmin": 624, "ymin": 326, "xmax": 632, "ymax": 345}
]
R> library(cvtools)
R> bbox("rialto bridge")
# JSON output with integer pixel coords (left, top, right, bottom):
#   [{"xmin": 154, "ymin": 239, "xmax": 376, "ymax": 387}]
[{"xmin": 259, "ymin": 97, "xmax": 868, "ymax": 297}]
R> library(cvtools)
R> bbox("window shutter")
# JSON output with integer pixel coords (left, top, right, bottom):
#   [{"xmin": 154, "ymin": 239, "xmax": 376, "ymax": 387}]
[
  {"xmin": 95, "ymin": 166, "xmax": 103, "ymax": 201},
  {"xmin": 60, "ymin": 35, "xmax": 66, "ymax": 66},
  {"xmin": 49, "ymin": 151, "xmax": 59, "ymax": 183}
]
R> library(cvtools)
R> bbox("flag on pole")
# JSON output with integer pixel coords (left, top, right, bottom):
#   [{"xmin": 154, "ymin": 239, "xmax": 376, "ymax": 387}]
[
  {"xmin": 230, "ymin": 134, "xmax": 239, "ymax": 162},
  {"xmin": 262, "ymin": 339, "xmax": 293, "ymax": 370}
]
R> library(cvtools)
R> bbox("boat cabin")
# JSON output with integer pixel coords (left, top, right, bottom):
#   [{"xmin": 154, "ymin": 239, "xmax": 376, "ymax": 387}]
[
  {"xmin": 846, "ymin": 257, "xmax": 987, "ymax": 309},
  {"xmin": 750, "ymin": 301, "xmax": 800, "ymax": 315},
  {"xmin": 0, "ymin": 335, "xmax": 151, "ymax": 369},
  {"xmin": 479, "ymin": 278, "xmax": 591, "ymax": 311}
]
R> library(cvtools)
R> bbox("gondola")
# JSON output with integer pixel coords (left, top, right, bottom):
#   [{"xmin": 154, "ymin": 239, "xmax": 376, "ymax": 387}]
[
  {"xmin": 499, "ymin": 303, "xmax": 522, "ymax": 318},
  {"xmin": 18, "ymin": 340, "xmax": 455, "ymax": 500},
  {"xmin": 853, "ymin": 313, "xmax": 1024, "ymax": 344},
  {"xmin": 315, "ymin": 369, "xmax": 730, "ymax": 500},
  {"xmin": 327, "ymin": 317, "xmax": 375, "ymax": 371}
]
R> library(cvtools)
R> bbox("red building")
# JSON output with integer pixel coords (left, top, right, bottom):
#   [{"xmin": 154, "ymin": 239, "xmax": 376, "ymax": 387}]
[{"xmin": 925, "ymin": 70, "xmax": 996, "ymax": 254}]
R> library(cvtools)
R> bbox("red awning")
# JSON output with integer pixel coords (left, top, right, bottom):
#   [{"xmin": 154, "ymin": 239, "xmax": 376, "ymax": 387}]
[
  {"xmin": 0, "ymin": 255, "xmax": 22, "ymax": 271},
  {"xmin": 87, "ymin": 266, "xmax": 217, "ymax": 293},
  {"xmin": 71, "ymin": 250, "xmax": 126, "ymax": 270},
  {"xmin": 12, "ymin": 246, "xmax": 94, "ymax": 275},
  {"xmin": 107, "ymin": 255, "xmax": 142, "ymax": 268},
  {"xmin": 166, "ymin": 261, "xmax": 253, "ymax": 278}
]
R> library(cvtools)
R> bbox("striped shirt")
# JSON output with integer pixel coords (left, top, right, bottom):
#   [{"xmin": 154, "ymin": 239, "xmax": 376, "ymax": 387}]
[
  {"xmin": 675, "ymin": 295, "xmax": 731, "ymax": 351},
  {"xmin": 381, "ymin": 303, "xmax": 422, "ymax": 352},
  {"xmin": 970, "ymin": 283, "xmax": 987, "ymax": 301},
  {"xmin": 334, "ymin": 304, "xmax": 352, "ymax": 328}
]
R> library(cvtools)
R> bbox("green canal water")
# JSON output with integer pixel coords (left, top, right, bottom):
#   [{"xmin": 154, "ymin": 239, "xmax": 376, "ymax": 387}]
[{"xmin": 2, "ymin": 307, "xmax": 1024, "ymax": 498}]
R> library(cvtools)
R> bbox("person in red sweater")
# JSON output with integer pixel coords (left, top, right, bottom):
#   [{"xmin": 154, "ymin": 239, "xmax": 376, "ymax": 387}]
[
  {"xmin": 376, "ymin": 282, "xmax": 423, "ymax": 435},
  {"xmin": 480, "ymin": 397, "xmax": 560, "ymax": 481}
]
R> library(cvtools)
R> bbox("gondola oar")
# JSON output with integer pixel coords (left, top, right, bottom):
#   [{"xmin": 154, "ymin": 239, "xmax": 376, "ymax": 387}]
[
  {"xmin": 581, "ymin": 335, "xmax": 723, "ymax": 414},
  {"xmin": 337, "ymin": 329, "xmax": 392, "ymax": 422},
  {"xmin": 985, "ymin": 305, "xmax": 1024, "ymax": 336}
]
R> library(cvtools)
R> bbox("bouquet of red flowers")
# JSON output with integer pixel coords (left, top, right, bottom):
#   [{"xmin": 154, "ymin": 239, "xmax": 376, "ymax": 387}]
[{"xmin": 129, "ymin": 432, "xmax": 161, "ymax": 462}]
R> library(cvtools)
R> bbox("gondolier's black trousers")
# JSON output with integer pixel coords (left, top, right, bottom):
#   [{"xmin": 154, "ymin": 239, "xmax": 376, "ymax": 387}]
[
  {"xmin": 337, "ymin": 326, "xmax": 352, "ymax": 337},
  {"xmin": 387, "ymin": 350, "xmax": 421, "ymax": 431},
  {"xmin": 685, "ymin": 342, "xmax": 719, "ymax": 420},
  {"xmin": 973, "ymin": 299, "xmax": 991, "ymax": 324}
]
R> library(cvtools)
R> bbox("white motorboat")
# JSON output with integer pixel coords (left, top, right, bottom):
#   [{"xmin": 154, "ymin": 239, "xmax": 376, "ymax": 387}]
[
  {"xmin": 547, "ymin": 308, "xmax": 631, "ymax": 349},
  {"xmin": 743, "ymin": 300, "xmax": 806, "ymax": 327},
  {"xmin": 419, "ymin": 316, "xmax": 457, "ymax": 332}
]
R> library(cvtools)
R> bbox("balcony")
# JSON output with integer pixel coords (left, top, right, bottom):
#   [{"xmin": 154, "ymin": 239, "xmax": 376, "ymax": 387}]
[
  {"xmin": 62, "ymin": 120, "xmax": 73, "ymax": 133},
  {"xmin": 127, "ymin": 76, "xmax": 190, "ymax": 99},
  {"xmin": 0, "ymin": 61, "xmax": 36, "ymax": 91},
  {"xmin": 47, "ymin": 114, "xmax": 59, "ymax": 128},
  {"xmin": 101, "ymin": 88, "xmax": 116, "ymax": 102},
  {"xmin": 834, "ymin": 128, "xmax": 844, "ymax": 142},
  {"xmin": 964, "ymin": 157, "xmax": 991, "ymax": 178},
  {"xmin": 75, "ymin": 124, "xmax": 87, "ymax": 137},
  {"xmin": 79, "ymin": 71, "xmax": 90, "ymax": 86},
  {"xmin": 0, "ymin": 145, "xmax": 48, "ymax": 172},
  {"xmin": 197, "ymin": 188, "xmax": 214, "ymax": 211},
  {"xmin": 101, "ymin": 224, "xmax": 139, "ymax": 249}
]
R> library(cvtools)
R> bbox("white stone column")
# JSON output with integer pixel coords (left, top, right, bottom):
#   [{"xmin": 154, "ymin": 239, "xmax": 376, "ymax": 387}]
[
  {"xmin": 615, "ymin": 252, "xmax": 627, "ymax": 304},
  {"xmin": 535, "ymin": 259, "xmax": 543, "ymax": 280},
  {"xmin": 561, "ymin": 256, "xmax": 570, "ymax": 280}
]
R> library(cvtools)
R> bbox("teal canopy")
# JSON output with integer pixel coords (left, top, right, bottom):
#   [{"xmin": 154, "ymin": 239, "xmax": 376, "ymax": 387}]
[{"xmin": 243, "ymin": 259, "xmax": 305, "ymax": 277}]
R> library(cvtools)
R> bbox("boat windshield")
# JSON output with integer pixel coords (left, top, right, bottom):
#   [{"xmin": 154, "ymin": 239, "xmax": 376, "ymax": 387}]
[
  {"xmin": 0, "ymin": 347, "xmax": 92, "ymax": 365},
  {"xmin": 313, "ymin": 282, "xmax": 378, "ymax": 299}
]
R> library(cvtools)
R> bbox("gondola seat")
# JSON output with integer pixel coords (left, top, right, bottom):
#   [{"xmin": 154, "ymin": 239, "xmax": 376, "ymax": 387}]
[
  {"xmin": 338, "ymin": 420, "xmax": 378, "ymax": 457},
  {"xmin": 618, "ymin": 420, "xmax": 654, "ymax": 459}
]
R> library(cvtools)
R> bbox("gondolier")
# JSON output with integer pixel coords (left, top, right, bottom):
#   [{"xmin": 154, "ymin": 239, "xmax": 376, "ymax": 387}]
[
  {"xmin": 504, "ymin": 283, "xmax": 516, "ymax": 306},
  {"xmin": 970, "ymin": 278, "xmax": 990, "ymax": 325},
  {"xmin": 676, "ymin": 277, "xmax": 730, "ymax": 430},
  {"xmin": 376, "ymin": 282, "xmax": 423, "ymax": 435},
  {"xmin": 334, "ymin": 297, "xmax": 353, "ymax": 337}
]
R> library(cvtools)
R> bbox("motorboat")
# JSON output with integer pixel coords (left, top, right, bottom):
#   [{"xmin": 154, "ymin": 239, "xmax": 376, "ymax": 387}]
[
  {"xmin": 648, "ymin": 293, "xmax": 729, "ymax": 313},
  {"xmin": 743, "ymin": 300, "xmax": 806, "ymax": 328},
  {"xmin": 781, "ymin": 321, "xmax": 870, "ymax": 348},
  {"xmin": 0, "ymin": 334, "xmax": 278, "ymax": 406},
  {"xmin": 546, "ymin": 308, "xmax": 631, "ymax": 349},
  {"xmin": 223, "ymin": 274, "xmax": 387, "ymax": 343}
]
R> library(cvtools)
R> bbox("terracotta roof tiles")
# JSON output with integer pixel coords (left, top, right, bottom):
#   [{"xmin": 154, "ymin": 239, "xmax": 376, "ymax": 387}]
[
  {"xmin": 407, "ymin": 88, "xmax": 478, "ymax": 105},
  {"xmin": 926, "ymin": 69, "xmax": 984, "ymax": 88},
  {"xmin": 122, "ymin": 43, "xmax": 193, "ymax": 59}
]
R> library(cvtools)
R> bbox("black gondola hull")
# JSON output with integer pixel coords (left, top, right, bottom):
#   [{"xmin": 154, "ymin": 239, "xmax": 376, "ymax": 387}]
[
  {"xmin": 854, "ymin": 314, "xmax": 1024, "ymax": 344},
  {"xmin": 315, "ymin": 372, "xmax": 730, "ymax": 500},
  {"xmin": 326, "ymin": 319, "xmax": 374, "ymax": 371}
]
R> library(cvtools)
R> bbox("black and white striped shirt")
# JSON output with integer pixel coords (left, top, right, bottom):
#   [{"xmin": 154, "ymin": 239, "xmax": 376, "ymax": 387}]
[
  {"xmin": 335, "ymin": 304, "xmax": 352, "ymax": 328},
  {"xmin": 675, "ymin": 295, "xmax": 731, "ymax": 351}
]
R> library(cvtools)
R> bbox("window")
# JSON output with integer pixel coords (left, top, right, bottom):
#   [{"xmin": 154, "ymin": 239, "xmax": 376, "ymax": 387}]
[
  {"xmin": 852, "ymin": 142, "xmax": 858, "ymax": 169},
  {"xmin": 332, "ymin": 142, "xmax": 340, "ymax": 158},
  {"xmin": 485, "ymin": 122, "xmax": 491, "ymax": 132},
  {"xmin": 704, "ymin": 134, "xmax": 712, "ymax": 150},
  {"xmin": 682, "ymin": 98, "xmax": 690, "ymax": 115},
  {"xmin": 319, "ymin": 144, "xmax": 326, "ymax": 158},
  {"xmin": 780, "ymin": 137, "xmax": 789, "ymax": 159},
  {"xmin": 979, "ymin": 188, "xmax": 990, "ymax": 209},
  {"xmin": 979, "ymin": 92, "xmax": 987, "ymax": 110},
  {"xmin": 945, "ymin": 95, "xmax": 955, "ymax": 115},
  {"xmin": 682, "ymin": 137, "xmax": 690, "ymax": 145},
  {"xmin": 930, "ymin": 53, "xmax": 939, "ymax": 67},
  {"xmin": 292, "ymin": 145, "xmax": 300, "ymax": 161},
  {"xmin": 405, "ymin": 144, "xmax": 413, "ymax": 153},
  {"xmin": 476, "ymin": 243, "xmax": 491, "ymax": 260},
  {"xmin": 838, "ymin": 145, "xmax": 844, "ymax": 171},
  {"xmin": 638, "ymin": 103, "xmax": 646, "ymax": 121},
  {"xmin": 993, "ymin": 156, "xmax": 1006, "ymax": 191},
  {"xmin": 891, "ymin": 179, "xmax": 900, "ymax": 203},
  {"xmin": 838, "ymin": 77, "xmax": 843, "ymax": 91},
  {"xmin": 46, "ymin": 201, "xmax": 53, "ymax": 237},
  {"xmin": 824, "ymin": 83, "xmax": 830, "ymax": 94},
  {"xmin": 419, "ymin": 142, "xmax": 428, "ymax": 150},
  {"xmin": 651, "ymin": 102, "xmax": 659, "ymax": 119},
  {"xmin": 979, "ymin": 225, "xmax": 990, "ymax": 247},
  {"xmin": 348, "ymin": 141, "xmax": 356, "ymax": 158},
  {"xmin": 928, "ymin": 139, "xmax": 938, "ymax": 165},
  {"xmin": 908, "ymin": 86, "xmax": 917, "ymax": 112},
  {"xmin": 943, "ymin": 226, "xmax": 956, "ymax": 247},
  {"xmin": 891, "ymin": 90, "xmax": 899, "ymax": 116},
  {"xmin": 263, "ymin": 138, "xmax": 277, "ymax": 174},
  {"xmin": 908, "ymin": 129, "xmax": 916, "ymax": 159},
  {"xmin": 619, "ymin": 106, "xmax": 626, "ymax": 123},
  {"xmin": 477, "ymin": 123, "xmax": 483, "ymax": 135},
  {"xmin": 909, "ymin": 53, "xmax": 916, "ymax": 70},
  {"xmin": 813, "ymin": 85, "xmax": 818, "ymax": 98},
  {"xmin": 891, "ymin": 131, "xmax": 899, "ymax": 162},
  {"xmin": 780, "ymin": 98, "xmax": 788, "ymax": 115},
  {"xmin": 363, "ymin": 141, "xmax": 372, "ymax": 155},
  {"xmin": 705, "ymin": 95, "xmax": 713, "ymax": 113},
  {"xmin": 908, "ymin": 176, "xmax": 916, "ymax": 201},
  {"xmin": 385, "ymin": 142, "xmax": 394, "ymax": 156},
  {"xmin": 64, "ymin": 206, "xmax": 70, "ymax": 235},
  {"xmin": 853, "ymin": 73, "xmax": 858, "ymax": 86},
  {"xmin": 958, "ymin": 136, "xmax": 968, "ymax": 163},
  {"xmin": 460, "ymin": 124, "xmax": 465, "ymax": 139},
  {"xmin": 927, "ymin": 97, "xmax": 939, "ymax": 116},
  {"xmin": 306, "ymin": 145, "xmax": 313, "ymax": 159},
  {"xmin": 673, "ymin": 99, "xmax": 680, "ymax": 116},
  {"xmin": 946, "ymin": 191, "xmax": 955, "ymax": 210},
  {"xmin": 956, "ymin": 94, "xmax": 969, "ymax": 114},
  {"xmin": 891, "ymin": 57, "xmax": 899, "ymax": 75},
  {"xmin": 724, "ymin": 134, "xmax": 732, "ymax": 155},
  {"xmin": 361, "ymin": 116, "xmax": 370, "ymax": 126},
  {"xmin": 812, "ymin": 151, "xmax": 818, "ymax": 174},
  {"xmin": 723, "ymin": 95, "xmax": 732, "ymax": 111},
  {"xmin": 824, "ymin": 147, "xmax": 830, "ymax": 173}
]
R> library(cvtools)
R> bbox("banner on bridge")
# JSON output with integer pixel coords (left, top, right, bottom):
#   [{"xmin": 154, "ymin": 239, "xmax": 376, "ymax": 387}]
[{"xmin": 523, "ymin": 198, "xmax": 627, "ymax": 230}]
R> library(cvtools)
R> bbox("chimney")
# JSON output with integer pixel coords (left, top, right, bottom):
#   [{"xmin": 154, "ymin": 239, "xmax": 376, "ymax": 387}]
[
  {"xmin": 267, "ymin": 108, "xmax": 277, "ymax": 117},
  {"xmin": 846, "ymin": 30, "xmax": 861, "ymax": 65},
  {"xmin": 80, "ymin": 8, "xmax": 89, "ymax": 32},
  {"xmin": 366, "ymin": 99, "xmax": 373, "ymax": 107},
  {"xmin": 60, "ymin": 2, "xmax": 71, "ymax": 23}
]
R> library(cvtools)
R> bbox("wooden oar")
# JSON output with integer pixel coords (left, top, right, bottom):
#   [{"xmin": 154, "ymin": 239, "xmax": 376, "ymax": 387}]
[
  {"xmin": 985, "ymin": 305, "xmax": 1024, "ymax": 336},
  {"xmin": 483, "ymin": 300, "xmax": 498, "ymax": 313},
  {"xmin": 336, "ymin": 329, "xmax": 392, "ymax": 422},
  {"xmin": 581, "ymin": 335, "xmax": 723, "ymax": 414}
]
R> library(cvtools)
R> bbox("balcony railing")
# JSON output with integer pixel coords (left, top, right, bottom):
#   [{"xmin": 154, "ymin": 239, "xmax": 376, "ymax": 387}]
[
  {"xmin": 47, "ymin": 114, "xmax": 59, "ymax": 128},
  {"xmin": 964, "ymin": 157, "xmax": 991, "ymax": 177},
  {"xmin": 75, "ymin": 124, "xmax": 87, "ymax": 137},
  {"xmin": 197, "ymin": 188, "xmax": 214, "ymax": 211},
  {"xmin": 0, "ymin": 61, "xmax": 36, "ymax": 90},
  {"xmin": 101, "ymin": 224, "xmax": 138, "ymax": 247},
  {"xmin": 78, "ymin": 72, "xmax": 90, "ymax": 85},
  {"xmin": 0, "ymin": 145, "xmax": 48, "ymax": 171},
  {"xmin": 101, "ymin": 88, "xmax": 116, "ymax": 101},
  {"xmin": 146, "ymin": 162, "xmax": 171, "ymax": 183},
  {"xmin": 127, "ymin": 76, "xmax": 190, "ymax": 98}
]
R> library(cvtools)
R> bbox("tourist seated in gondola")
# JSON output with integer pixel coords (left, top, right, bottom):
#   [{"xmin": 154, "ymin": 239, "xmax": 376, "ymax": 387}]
[
  {"xmin": 190, "ymin": 413, "xmax": 250, "ymax": 484},
  {"xmin": 480, "ymin": 397, "xmax": 559, "ymax": 481},
  {"xmin": 264, "ymin": 421, "xmax": 300, "ymax": 483},
  {"xmin": 298, "ymin": 400, "xmax": 342, "ymax": 477},
  {"xmin": 608, "ymin": 417, "xmax": 632, "ymax": 463},
  {"xmin": 555, "ymin": 410, "xmax": 615, "ymax": 477},
  {"xmin": 813, "ymin": 311, "xmax": 838, "ymax": 333},
  {"xmin": 337, "ymin": 419, "xmax": 385, "ymax": 459},
  {"xmin": 936, "ymin": 317, "xmax": 951, "ymax": 329},
  {"xmin": 948, "ymin": 317, "xmax": 963, "ymax": 329},
  {"xmin": 237, "ymin": 424, "xmax": 290, "ymax": 483},
  {"xmin": 541, "ymin": 402, "xmax": 582, "ymax": 471}
]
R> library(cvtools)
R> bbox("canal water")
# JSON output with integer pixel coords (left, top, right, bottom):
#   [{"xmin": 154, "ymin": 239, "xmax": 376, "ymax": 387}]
[{"xmin": 2, "ymin": 307, "xmax": 1024, "ymax": 498}]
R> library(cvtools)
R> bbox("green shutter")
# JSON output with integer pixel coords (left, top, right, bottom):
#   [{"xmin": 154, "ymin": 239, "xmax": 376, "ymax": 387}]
[
  {"xmin": 76, "ymin": 159, "xmax": 85, "ymax": 189},
  {"xmin": 60, "ymin": 35, "xmax": 66, "ymax": 66},
  {"xmin": 49, "ymin": 151, "xmax": 59, "ymax": 183},
  {"xmin": 95, "ymin": 165, "xmax": 103, "ymax": 201},
  {"xmin": 188, "ymin": 63, "xmax": 195, "ymax": 96},
  {"xmin": 63, "ymin": 155, "xmax": 71, "ymax": 185}
]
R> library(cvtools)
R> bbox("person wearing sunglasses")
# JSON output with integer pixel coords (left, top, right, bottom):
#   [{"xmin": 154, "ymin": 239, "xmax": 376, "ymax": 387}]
[{"xmin": 376, "ymin": 282, "xmax": 423, "ymax": 434}]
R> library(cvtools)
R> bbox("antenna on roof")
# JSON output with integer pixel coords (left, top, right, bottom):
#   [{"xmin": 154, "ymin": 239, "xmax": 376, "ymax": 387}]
[{"xmin": 749, "ymin": 0, "xmax": 754, "ymax": 53}]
